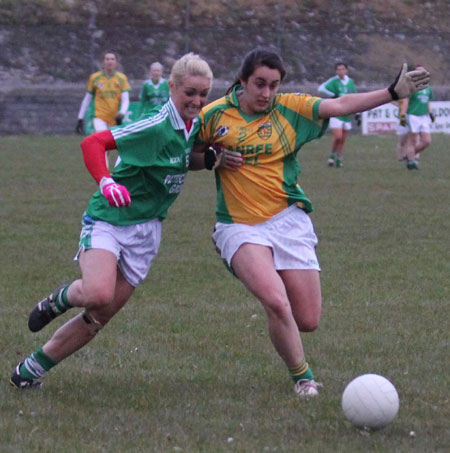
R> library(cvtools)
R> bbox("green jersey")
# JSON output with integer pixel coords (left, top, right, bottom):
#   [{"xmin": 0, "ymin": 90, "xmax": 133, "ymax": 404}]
[
  {"xmin": 139, "ymin": 78, "xmax": 170, "ymax": 117},
  {"xmin": 86, "ymin": 99, "xmax": 199, "ymax": 225},
  {"xmin": 318, "ymin": 75, "xmax": 357, "ymax": 122},
  {"xmin": 407, "ymin": 87, "xmax": 432, "ymax": 116}
]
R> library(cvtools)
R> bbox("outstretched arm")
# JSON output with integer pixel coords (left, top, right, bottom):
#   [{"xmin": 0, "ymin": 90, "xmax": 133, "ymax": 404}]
[
  {"xmin": 319, "ymin": 88, "xmax": 392, "ymax": 118},
  {"xmin": 318, "ymin": 64, "xmax": 429, "ymax": 119}
]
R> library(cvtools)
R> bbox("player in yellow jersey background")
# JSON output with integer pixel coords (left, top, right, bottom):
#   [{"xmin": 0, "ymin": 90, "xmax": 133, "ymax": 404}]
[
  {"xmin": 76, "ymin": 51, "xmax": 130, "ymax": 134},
  {"xmin": 197, "ymin": 47, "xmax": 430, "ymax": 398}
]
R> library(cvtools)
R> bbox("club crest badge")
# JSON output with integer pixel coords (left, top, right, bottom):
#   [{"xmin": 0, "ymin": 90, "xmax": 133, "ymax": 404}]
[
  {"xmin": 258, "ymin": 122, "xmax": 272, "ymax": 140},
  {"xmin": 216, "ymin": 126, "xmax": 229, "ymax": 137}
]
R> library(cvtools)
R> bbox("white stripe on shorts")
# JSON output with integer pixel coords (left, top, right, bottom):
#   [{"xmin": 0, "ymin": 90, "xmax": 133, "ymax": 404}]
[{"xmin": 76, "ymin": 215, "xmax": 162, "ymax": 287}]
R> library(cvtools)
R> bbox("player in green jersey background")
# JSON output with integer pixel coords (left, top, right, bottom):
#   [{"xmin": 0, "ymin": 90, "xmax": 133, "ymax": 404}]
[
  {"xmin": 138, "ymin": 62, "xmax": 170, "ymax": 117},
  {"xmin": 318, "ymin": 62, "xmax": 359, "ymax": 168},
  {"xmin": 10, "ymin": 53, "xmax": 214, "ymax": 390},
  {"xmin": 399, "ymin": 64, "xmax": 434, "ymax": 170}
]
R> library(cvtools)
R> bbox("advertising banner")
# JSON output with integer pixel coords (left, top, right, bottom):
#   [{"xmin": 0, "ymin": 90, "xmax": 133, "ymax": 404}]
[{"xmin": 362, "ymin": 101, "xmax": 450, "ymax": 135}]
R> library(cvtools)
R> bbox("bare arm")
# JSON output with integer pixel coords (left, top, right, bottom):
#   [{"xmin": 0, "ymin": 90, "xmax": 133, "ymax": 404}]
[
  {"xmin": 189, "ymin": 144, "xmax": 208, "ymax": 171},
  {"xmin": 319, "ymin": 63, "xmax": 430, "ymax": 120},
  {"xmin": 319, "ymin": 89, "xmax": 391, "ymax": 119},
  {"xmin": 400, "ymin": 97, "xmax": 409, "ymax": 116}
]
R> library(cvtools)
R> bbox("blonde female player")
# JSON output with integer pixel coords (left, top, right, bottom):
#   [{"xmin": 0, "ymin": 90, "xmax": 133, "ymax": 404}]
[{"xmin": 11, "ymin": 53, "xmax": 214, "ymax": 389}]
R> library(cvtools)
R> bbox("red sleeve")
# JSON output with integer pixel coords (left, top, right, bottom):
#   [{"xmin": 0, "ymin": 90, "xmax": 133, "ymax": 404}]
[{"xmin": 80, "ymin": 130, "xmax": 117, "ymax": 183}]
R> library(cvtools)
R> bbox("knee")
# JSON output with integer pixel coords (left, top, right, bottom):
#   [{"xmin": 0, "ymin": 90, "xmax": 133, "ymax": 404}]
[
  {"xmin": 295, "ymin": 308, "xmax": 321, "ymax": 332},
  {"xmin": 297, "ymin": 316, "xmax": 320, "ymax": 332},
  {"xmin": 83, "ymin": 286, "xmax": 115, "ymax": 312},
  {"xmin": 262, "ymin": 292, "xmax": 292, "ymax": 320}
]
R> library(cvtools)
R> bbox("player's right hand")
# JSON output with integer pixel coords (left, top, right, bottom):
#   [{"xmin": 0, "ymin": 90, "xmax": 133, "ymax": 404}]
[
  {"xmin": 400, "ymin": 114, "xmax": 407, "ymax": 127},
  {"xmin": 76, "ymin": 119, "xmax": 84, "ymax": 134},
  {"xmin": 204, "ymin": 145, "xmax": 243, "ymax": 171},
  {"xmin": 99, "ymin": 176, "xmax": 131, "ymax": 208},
  {"xmin": 221, "ymin": 148, "xmax": 243, "ymax": 170},
  {"xmin": 388, "ymin": 63, "xmax": 430, "ymax": 100}
]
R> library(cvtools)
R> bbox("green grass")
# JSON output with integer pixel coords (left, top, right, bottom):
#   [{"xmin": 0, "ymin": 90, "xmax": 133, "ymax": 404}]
[{"xmin": 1, "ymin": 134, "xmax": 449, "ymax": 452}]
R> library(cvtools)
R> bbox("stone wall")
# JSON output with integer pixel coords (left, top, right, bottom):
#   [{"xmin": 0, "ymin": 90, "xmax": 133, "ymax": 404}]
[{"xmin": 1, "ymin": 0, "xmax": 449, "ymax": 134}]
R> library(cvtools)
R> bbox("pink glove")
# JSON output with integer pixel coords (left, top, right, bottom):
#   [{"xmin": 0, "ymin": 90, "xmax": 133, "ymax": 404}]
[{"xmin": 99, "ymin": 177, "xmax": 131, "ymax": 207}]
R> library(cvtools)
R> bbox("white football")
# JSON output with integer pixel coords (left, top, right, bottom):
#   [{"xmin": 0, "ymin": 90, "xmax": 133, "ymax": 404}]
[{"xmin": 342, "ymin": 374, "xmax": 399, "ymax": 429}]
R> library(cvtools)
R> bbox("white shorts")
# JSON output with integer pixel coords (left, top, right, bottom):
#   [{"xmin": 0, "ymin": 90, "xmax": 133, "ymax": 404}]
[
  {"xmin": 93, "ymin": 117, "xmax": 109, "ymax": 132},
  {"xmin": 407, "ymin": 114, "xmax": 431, "ymax": 134},
  {"xmin": 212, "ymin": 205, "xmax": 320, "ymax": 272},
  {"xmin": 329, "ymin": 117, "xmax": 352, "ymax": 130},
  {"xmin": 396, "ymin": 123, "xmax": 409, "ymax": 136},
  {"xmin": 76, "ymin": 215, "xmax": 162, "ymax": 287}
]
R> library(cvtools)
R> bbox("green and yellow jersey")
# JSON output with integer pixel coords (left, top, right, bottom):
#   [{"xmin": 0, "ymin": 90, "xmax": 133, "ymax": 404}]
[
  {"xmin": 87, "ymin": 71, "xmax": 131, "ymax": 125},
  {"xmin": 199, "ymin": 86, "xmax": 328, "ymax": 225}
]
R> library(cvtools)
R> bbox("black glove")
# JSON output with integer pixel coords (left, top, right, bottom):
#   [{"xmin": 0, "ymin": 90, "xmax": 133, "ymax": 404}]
[
  {"xmin": 354, "ymin": 113, "xmax": 361, "ymax": 127},
  {"xmin": 399, "ymin": 114, "xmax": 407, "ymax": 127},
  {"xmin": 115, "ymin": 113, "xmax": 124, "ymax": 125},
  {"xmin": 388, "ymin": 63, "xmax": 430, "ymax": 100},
  {"xmin": 429, "ymin": 112, "xmax": 435, "ymax": 122},
  {"xmin": 76, "ymin": 119, "xmax": 84, "ymax": 134},
  {"xmin": 204, "ymin": 145, "xmax": 223, "ymax": 170}
]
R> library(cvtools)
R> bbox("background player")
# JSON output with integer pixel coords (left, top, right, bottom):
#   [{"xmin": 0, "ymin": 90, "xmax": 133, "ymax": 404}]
[
  {"xmin": 76, "ymin": 51, "xmax": 130, "ymax": 134},
  {"xmin": 399, "ymin": 64, "xmax": 434, "ymax": 170},
  {"xmin": 138, "ymin": 62, "xmax": 170, "ymax": 117},
  {"xmin": 396, "ymin": 99, "xmax": 409, "ymax": 161},
  {"xmin": 318, "ymin": 62, "xmax": 359, "ymax": 168}
]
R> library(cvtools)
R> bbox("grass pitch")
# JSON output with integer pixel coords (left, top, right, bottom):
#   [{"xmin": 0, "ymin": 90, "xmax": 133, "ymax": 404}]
[{"xmin": 1, "ymin": 133, "xmax": 449, "ymax": 452}]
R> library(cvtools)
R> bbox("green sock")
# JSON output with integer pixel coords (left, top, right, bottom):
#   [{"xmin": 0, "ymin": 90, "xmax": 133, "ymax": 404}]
[
  {"xmin": 329, "ymin": 152, "xmax": 336, "ymax": 159},
  {"xmin": 289, "ymin": 359, "xmax": 315, "ymax": 383},
  {"xmin": 19, "ymin": 347, "xmax": 57, "ymax": 380},
  {"xmin": 54, "ymin": 285, "xmax": 73, "ymax": 312}
]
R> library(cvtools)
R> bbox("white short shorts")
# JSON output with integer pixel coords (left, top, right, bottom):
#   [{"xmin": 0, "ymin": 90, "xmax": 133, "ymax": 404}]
[
  {"xmin": 212, "ymin": 205, "xmax": 320, "ymax": 272},
  {"xmin": 329, "ymin": 117, "xmax": 352, "ymax": 130},
  {"xmin": 77, "ymin": 215, "xmax": 162, "ymax": 287},
  {"xmin": 93, "ymin": 117, "xmax": 109, "ymax": 132},
  {"xmin": 407, "ymin": 114, "xmax": 431, "ymax": 134},
  {"xmin": 396, "ymin": 123, "xmax": 409, "ymax": 136}
]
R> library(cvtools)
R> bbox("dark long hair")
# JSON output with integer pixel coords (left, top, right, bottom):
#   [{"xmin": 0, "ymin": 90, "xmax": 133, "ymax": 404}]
[{"xmin": 226, "ymin": 47, "xmax": 287, "ymax": 94}]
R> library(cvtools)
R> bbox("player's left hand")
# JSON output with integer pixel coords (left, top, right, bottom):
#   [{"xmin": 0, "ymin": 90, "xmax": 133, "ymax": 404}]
[
  {"xmin": 115, "ymin": 114, "xmax": 124, "ymax": 125},
  {"xmin": 354, "ymin": 113, "xmax": 361, "ymax": 127},
  {"xmin": 388, "ymin": 63, "xmax": 430, "ymax": 100},
  {"xmin": 99, "ymin": 176, "xmax": 131, "ymax": 207},
  {"xmin": 429, "ymin": 112, "xmax": 436, "ymax": 122}
]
